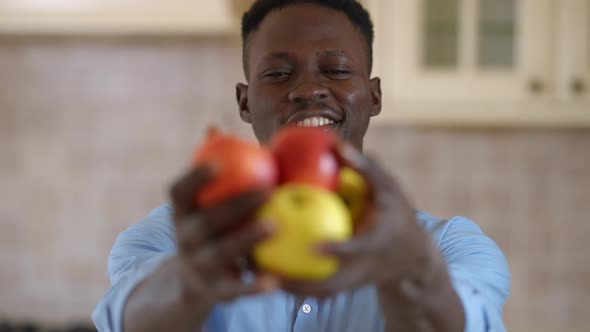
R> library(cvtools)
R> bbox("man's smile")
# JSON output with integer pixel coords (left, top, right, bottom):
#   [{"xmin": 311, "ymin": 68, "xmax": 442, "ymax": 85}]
[
  {"xmin": 296, "ymin": 116, "xmax": 335, "ymax": 127},
  {"xmin": 286, "ymin": 109, "xmax": 344, "ymax": 129}
]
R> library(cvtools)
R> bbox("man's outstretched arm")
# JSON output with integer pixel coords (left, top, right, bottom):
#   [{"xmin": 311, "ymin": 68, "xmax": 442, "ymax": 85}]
[
  {"xmin": 378, "ymin": 216, "xmax": 510, "ymax": 332},
  {"xmin": 93, "ymin": 166, "xmax": 278, "ymax": 332}
]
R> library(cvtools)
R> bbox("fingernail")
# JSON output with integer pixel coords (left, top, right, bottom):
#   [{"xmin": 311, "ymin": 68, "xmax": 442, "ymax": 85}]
[
  {"xmin": 261, "ymin": 221, "xmax": 277, "ymax": 233},
  {"xmin": 338, "ymin": 143, "xmax": 364, "ymax": 166},
  {"xmin": 313, "ymin": 243, "xmax": 326, "ymax": 255},
  {"xmin": 208, "ymin": 161, "xmax": 223, "ymax": 174},
  {"xmin": 259, "ymin": 275, "xmax": 280, "ymax": 292},
  {"xmin": 313, "ymin": 243, "xmax": 330, "ymax": 255}
]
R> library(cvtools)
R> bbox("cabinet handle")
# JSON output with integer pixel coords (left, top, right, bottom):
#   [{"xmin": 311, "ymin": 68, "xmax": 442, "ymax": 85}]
[
  {"xmin": 529, "ymin": 79, "xmax": 545, "ymax": 94},
  {"xmin": 571, "ymin": 78, "xmax": 586, "ymax": 94}
]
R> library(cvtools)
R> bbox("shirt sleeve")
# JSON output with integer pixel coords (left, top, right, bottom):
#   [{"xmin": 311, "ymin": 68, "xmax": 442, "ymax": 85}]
[
  {"xmin": 439, "ymin": 216, "xmax": 511, "ymax": 332},
  {"xmin": 92, "ymin": 205, "xmax": 177, "ymax": 332}
]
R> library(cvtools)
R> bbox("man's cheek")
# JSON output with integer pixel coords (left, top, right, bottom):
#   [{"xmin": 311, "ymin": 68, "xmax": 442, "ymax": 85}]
[{"xmin": 254, "ymin": 115, "xmax": 280, "ymax": 142}]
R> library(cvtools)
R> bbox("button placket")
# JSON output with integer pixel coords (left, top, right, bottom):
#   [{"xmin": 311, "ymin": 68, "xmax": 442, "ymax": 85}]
[{"xmin": 293, "ymin": 298, "xmax": 319, "ymax": 332}]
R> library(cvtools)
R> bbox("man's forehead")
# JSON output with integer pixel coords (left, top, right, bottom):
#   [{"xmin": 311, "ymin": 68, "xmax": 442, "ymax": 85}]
[
  {"xmin": 243, "ymin": 3, "xmax": 371, "ymax": 76},
  {"xmin": 249, "ymin": 20, "xmax": 365, "ymax": 61},
  {"xmin": 261, "ymin": 50, "xmax": 351, "ymax": 60},
  {"xmin": 251, "ymin": 4, "xmax": 361, "ymax": 45}
]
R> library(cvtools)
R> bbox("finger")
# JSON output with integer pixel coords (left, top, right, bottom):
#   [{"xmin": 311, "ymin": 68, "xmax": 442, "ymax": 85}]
[
  {"xmin": 335, "ymin": 143, "xmax": 395, "ymax": 196},
  {"xmin": 170, "ymin": 163, "xmax": 219, "ymax": 217},
  {"xmin": 316, "ymin": 236, "xmax": 376, "ymax": 259},
  {"xmin": 280, "ymin": 260, "xmax": 370, "ymax": 298},
  {"xmin": 176, "ymin": 214, "xmax": 208, "ymax": 252},
  {"xmin": 209, "ymin": 221, "xmax": 275, "ymax": 267},
  {"xmin": 214, "ymin": 274, "xmax": 280, "ymax": 302},
  {"xmin": 336, "ymin": 143, "xmax": 407, "ymax": 209},
  {"xmin": 189, "ymin": 221, "xmax": 275, "ymax": 272},
  {"xmin": 176, "ymin": 190, "xmax": 269, "ymax": 250},
  {"xmin": 199, "ymin": 189, "xmax": 270, "ymax": 236}
]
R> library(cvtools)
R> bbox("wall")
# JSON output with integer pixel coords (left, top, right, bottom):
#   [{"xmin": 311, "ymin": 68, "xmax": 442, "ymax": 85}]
[{"xmin": 0, "ymin": 37, "xmax": 588, "ymax": 331}]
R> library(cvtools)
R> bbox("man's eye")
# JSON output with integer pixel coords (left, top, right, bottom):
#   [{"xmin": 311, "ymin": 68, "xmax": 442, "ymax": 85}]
[
  {"xmin": 327, "ymin": 70, "xmax": 350, "ymax": 74},
  {"xmin": 264, "ymin": 71, "xmax": 291, "ymax": 78},
  {"xmin": 324, "ymin": 69, "xmax": 352, "ymax": 77}
]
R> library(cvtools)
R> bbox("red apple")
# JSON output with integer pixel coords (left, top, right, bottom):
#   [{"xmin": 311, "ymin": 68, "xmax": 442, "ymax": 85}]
[
  {"xmin": 271, "ymin": 126, "xmax": 340, "ymax": 190},
  {"xmin": 192, "ymin": 127, "xmax": 277, "ymax": 206}
]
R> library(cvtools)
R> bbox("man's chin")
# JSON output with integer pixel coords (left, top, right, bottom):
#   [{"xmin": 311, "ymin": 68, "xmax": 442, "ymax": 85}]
[
  {"xmin": 331, "ymin": 121, "xmax": 348, "ymax": 138},
  {"xmin": 332, "ymin": 126, "xmax": 364, "ymax": 151}
]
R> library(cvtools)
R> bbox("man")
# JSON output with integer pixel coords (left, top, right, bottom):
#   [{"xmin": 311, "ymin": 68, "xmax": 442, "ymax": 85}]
[{"xmin": 92, "ymin": 1, "xmax": 510, "ymax": 331}]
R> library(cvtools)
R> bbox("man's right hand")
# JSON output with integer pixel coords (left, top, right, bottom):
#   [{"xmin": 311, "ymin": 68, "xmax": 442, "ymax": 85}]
[
  {"xmin": 123, "ymin": 163, "xmax": 277, "ymax": 332},
  {"xmin": 169, "ymin": 163, "xmax": 278, "ymax": 307}
]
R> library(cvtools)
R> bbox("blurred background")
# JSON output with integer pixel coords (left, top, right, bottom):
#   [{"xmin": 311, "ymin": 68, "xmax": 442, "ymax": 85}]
[{"xmin": 0, "ymin": 0, "xmax": 588, "ymax": 331}]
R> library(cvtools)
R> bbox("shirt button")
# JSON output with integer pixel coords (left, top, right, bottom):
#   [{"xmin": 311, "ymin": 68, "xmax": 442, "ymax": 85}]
[{"xmin": 302, "ymin": 304, "xmax": 312, "ymax": 314}]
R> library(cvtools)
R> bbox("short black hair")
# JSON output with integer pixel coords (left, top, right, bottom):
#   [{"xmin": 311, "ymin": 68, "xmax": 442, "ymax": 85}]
[{"xmin": 241, "ymin": 0, "xmax": 374, "ymax": 78}]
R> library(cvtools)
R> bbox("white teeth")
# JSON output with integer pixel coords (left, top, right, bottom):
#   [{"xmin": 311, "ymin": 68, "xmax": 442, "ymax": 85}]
[{"xmin": 296, "ymin": 116, "xmax": 335, "ymax": 128}]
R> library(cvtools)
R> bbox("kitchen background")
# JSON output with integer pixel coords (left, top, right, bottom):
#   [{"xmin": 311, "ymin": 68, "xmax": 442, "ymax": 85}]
[{"xmin": 0, "ymin": 1, "xmax": 589, "ymax": 331}]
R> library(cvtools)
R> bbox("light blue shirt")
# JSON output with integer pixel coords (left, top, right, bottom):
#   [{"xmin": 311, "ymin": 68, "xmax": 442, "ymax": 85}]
[{"xmin": 92, "ymin": 204, "xmax": 510, "ymax": 332}]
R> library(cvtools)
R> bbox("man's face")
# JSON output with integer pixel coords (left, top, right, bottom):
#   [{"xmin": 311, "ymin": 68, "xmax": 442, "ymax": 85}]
[{"xmin": 236, "ymin": 3, "xmax": 381, "ymax": 151}]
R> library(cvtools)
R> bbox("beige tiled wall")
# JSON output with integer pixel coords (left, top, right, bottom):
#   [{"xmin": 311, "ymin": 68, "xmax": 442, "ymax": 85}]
[{"xmin": 0, "ymin": 37, "xmax": 589, "ymax": 331}]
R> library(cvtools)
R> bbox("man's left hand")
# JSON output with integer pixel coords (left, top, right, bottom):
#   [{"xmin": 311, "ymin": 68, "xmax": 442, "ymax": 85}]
[{"xmin": 279, "ymin": 143, "xmax": 443, "ymax": 298}]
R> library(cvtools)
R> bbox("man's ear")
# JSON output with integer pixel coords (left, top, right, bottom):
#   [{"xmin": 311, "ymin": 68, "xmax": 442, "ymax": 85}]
[
  {"xmin": 236, "ymin": 83, "xmax": 251, "ymax": 123},
  {"xmin": 369, "ymin": 77, "xmax": 382, "ymax": 116}
]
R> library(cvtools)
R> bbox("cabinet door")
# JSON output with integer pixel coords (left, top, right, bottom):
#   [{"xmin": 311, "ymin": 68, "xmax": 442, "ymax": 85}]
[
  {"xmin": 569, "ymin": 0, "xmax": 590, "ymax": 101},
  {"xmin": 0, "ymin": 0, "xmax": 237, "ymax": 35},
  {"xmin": 371, "ymin": 0, "xmax": 553, "ymax": 101}
]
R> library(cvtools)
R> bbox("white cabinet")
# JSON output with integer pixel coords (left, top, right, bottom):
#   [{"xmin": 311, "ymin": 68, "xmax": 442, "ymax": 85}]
[
  {"xmin": 0, "ymin": 0, "xmax": 238, "ymax": 35},
  {"xmin": 562, "ymin": 0, "xmax": 590, "ymax": 102},
  {"xmin": 364, "ymin": 0, "xmax": 590, "ymax": 127}
]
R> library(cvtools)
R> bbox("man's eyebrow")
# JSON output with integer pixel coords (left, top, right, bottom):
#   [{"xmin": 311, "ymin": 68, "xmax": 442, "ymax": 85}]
[
  {"xmin": 262, "ymin": 50, "xmax": 350, "ymax": 60},
  {"xmin": 317, "ymin": 50, "xmax": 350, "ymax": 59},
  {"xmin": 263, "ymin": 52, "xmax": 294, "ymax": 60}
]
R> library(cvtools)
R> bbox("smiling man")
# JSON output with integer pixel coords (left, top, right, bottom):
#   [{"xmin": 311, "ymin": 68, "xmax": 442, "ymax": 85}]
[
  {"xmin": 236, "ymin": 1, "xmax": 380, "ymax": 150},
  {"xmin": 92, "ymin": 1, "xmax": 510, "ymax": 331}
]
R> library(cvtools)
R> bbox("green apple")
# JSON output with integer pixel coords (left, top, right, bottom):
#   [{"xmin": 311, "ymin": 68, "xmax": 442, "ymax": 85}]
[
  {"xmin": 337, "ymin": 167, "xmax": 368, "ymax": 224},
  {"xmin": 254, "ymin": 184, "xmax": 352, "ymax": 281}
]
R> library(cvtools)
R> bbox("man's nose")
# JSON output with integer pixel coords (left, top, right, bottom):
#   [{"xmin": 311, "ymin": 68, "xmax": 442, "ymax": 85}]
[{"xmin": 288, "ymin": 81, "xmax": 329, "ymax": 104}]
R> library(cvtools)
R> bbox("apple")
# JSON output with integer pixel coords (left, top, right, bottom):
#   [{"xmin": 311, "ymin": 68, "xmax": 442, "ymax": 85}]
[
  {"xmin": 192, "ymin": 127, "xmax": 277, "ymax": 206},
  {"xmin": 337, "ymin": 167, "xmax": 370, "ymax": 233},
  {"xmin": 271, "ymin": 126, "xmax": 340, "ymax": 190},
  {"xmin": 253, "ymin": 184, "xmax": 352, "ymax": 281}
]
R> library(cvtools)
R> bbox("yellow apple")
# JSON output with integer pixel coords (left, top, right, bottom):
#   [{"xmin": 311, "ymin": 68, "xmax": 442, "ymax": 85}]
[
  {"xmin": 337, "ymin": 167, "xmax": 368, "ymax": 224},
  {"xmin": 254, "ymin": 184, "xmax": 352, "ymax": 281}
]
